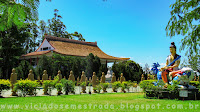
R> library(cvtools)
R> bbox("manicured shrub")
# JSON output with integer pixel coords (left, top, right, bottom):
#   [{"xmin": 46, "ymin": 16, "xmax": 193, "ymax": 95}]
[
  {"xmin": 112, "ymin": 81, "xmax": 121, "ymax": 92},
  {"xmin": 139, "ymin": 80, "xmax": 157, "ymax": 91},
  {"xmin": 189, "ymin": 81, "xmax": 200, "ymax": 88},
  {"xmin": 100, "ymin": 83, "xmax": 109, "ymax": 92},
  {"xmin": 14, "ymin": 79, "xmax": 39, "ymax": 97},
  {"xmin": 0, "ymin": 79, "xmax": 11, "ymax": 97},
  {"xmin": 60, "ymin": 79, "xmax": 75, "ymax": 95},
  {"xmin": 95, "ymin": 84, "xmax": 102, "ymax": 93},
  {"xmin": 55, "ymin": 83, "xmax": 63, "ymax": 95},
  {"xmin": 42, "ymin": 80, "xmax": 53, "ymax": 95}
]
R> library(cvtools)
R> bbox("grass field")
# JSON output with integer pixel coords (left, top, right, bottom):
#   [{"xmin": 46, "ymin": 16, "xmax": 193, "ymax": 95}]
[{"xmin": 0, "ymin": 93, "xmax": 200, "ymax": 112}]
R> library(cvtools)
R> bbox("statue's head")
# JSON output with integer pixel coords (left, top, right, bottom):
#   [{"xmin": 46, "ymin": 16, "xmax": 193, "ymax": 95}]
[
  {"xmin": 170, "ymin": 42, "xmax": 176, "ymax": 54},
  {"xmin": 112, "ymin": 73, "xmax": 115, "ymax": 76},
  {"xmin": 12, "ymin": 68, "xmax": 16, "ymax": 73},
  {"xmin": 121, "ymin": 73, "xmax": 123, "ymax": 76},
  {"xmin": 102, "ymin": 72, "xmax": 105, "ymax": 76},
  {"xmin": 43, "ymin": 70, "xmax": 47, "ymax": 74},
  {"xmin": 70, "ymin": 70, "xmax": 73, "ymax": 75},
  {"xmin": 58, "ymin": 70, "xmax": 61, "ymax": 74},
  {"xmin": 29, "ymin": 69, "xmax": 33, "ymax": 73},
  {"xmin": 93, "ymin": 72, "xmax": 96, "ymax": 76},
  {"xmin": 82, "ymin": 71, "xmax": 85, "ymax": 75}
]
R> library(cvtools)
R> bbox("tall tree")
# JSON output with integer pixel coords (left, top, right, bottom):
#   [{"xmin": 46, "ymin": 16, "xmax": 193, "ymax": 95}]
[
  {"xmin": 166, "ymin": 0, "xmax": 200, "ymax": 71},
  {"xmin": 0, "ymin": 24, "xmax": 30, "ymax": 79},
  {"xmin": 112, "ymin": 60, "xmax": 143, "ymax": 82},
  {"xmin": 39, "ymin": 9, "xmax": 85, "ymax": 41}
]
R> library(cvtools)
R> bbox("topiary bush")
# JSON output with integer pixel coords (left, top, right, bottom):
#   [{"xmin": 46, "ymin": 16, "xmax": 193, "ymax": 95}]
[
  {"xmin": 0, "ymin": 79, "xmax": 11, "ymax": 97},
  {"xmin": 61, "ymin": 79, "xmax": 75, "ymax": 95},
  {"xmin": 42, "ymin": 80, "xmax": 53, "ymax": 95},
  {"xmin": 139, "ymin": 80, "xmax": 157, "ymax": 91},
  {"xmin": 14, "ymin": 79, "xmax": 39, "ymax": 97},
  {"xmin": 112, "ymin": 81, "xmax": 121, "ymax": 92},
  {"xmin": 55, "ymin": 83, "xmax": 63, "ymax": 95},
  {"xmin": 100, "ymin": 83, "xmax": 109, "ymax": 93}
]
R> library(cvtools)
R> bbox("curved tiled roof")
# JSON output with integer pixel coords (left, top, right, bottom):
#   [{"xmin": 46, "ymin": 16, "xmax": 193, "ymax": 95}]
[
  {"xmin": 22, "ymin": 50, "xmax": 51, "ymax": 57},
  {"xmin": 22, "ymin": 35, "xmax": 130, "ymax": 61}
]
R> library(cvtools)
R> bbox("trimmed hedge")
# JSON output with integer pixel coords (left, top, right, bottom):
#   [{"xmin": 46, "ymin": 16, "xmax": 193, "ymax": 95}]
[
  {"xmin": 14, "ymin": 79, "xmax": 39, "ymax": 97},
  {"xmin": 0, "ymin": 79, "xmax": 11, "ymax": 93}
]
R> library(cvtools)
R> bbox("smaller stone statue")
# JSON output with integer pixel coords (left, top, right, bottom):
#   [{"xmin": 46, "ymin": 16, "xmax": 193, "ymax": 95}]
[
  {"xmin": 92, "ymin": 72, "xmax": 97, "ymax": 93},
  {"xmin": 28, "ymin": 69, "xmax": 34, "ymax": 81},
  {"xmin": 100, "ymin": 72, "xmax": 106, "ymax": 83},
  {"xmin": 42, "ymin": 70, "xmax": 48, "ymax": 82},
  {"xmin": 120, "ymin": 73, "xmax": 126, "ymax": 83},
  {"xmin": 10, "ymin": 68, "xmax": 17, "ymax": 96},
  {"xmin": 111, "ymin": 73, "xmax": 116, "ymax": 83},
  {"xmin": 68, "ymin": 70, "xmax": 75, "ymax": 82},
  {"xmin": 57, "ymin": 70, "xmax": 62, "ymax": 81}
]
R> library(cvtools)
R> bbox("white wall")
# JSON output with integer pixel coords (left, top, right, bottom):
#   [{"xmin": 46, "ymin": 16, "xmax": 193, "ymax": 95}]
[{"xmin": 37, "ymin": 39, "xmax": 54, "ymax": 52}]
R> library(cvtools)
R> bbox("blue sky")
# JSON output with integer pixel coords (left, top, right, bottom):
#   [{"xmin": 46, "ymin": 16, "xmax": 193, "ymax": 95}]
[{"xmin": 38, "ymin": 0, "xmax": 187, "ymax": 68}]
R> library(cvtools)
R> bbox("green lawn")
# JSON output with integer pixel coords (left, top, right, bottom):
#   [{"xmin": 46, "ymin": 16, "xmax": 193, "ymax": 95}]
[{"xmin": 0, "ymin": 93, "xmax": 200, "ymax": 112}]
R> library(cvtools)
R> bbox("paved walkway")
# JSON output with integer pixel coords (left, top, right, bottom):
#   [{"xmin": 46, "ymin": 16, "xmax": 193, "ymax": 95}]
[{"xmin": 1, "ymin": 86, "xmax": 143, "ymax": 98}]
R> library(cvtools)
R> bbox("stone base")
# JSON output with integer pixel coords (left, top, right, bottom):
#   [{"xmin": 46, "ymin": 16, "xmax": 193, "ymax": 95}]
[{"xmin": 145, "ymin": 88, "xmax": 199, "ymax": 100}]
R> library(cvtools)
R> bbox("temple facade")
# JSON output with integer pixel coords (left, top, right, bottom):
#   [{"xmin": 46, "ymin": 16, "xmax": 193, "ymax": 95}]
[{"xmin": 21, "ymin": 35, "xmax": 130, "ymax": 66}]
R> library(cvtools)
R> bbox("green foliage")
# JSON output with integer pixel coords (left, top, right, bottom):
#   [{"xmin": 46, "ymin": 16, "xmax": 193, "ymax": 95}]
[
  {"xmin": 112, "ymin": 60, "xmax": 144, "ymax": 82},
  {"xmin": 112, "ymin": 81, "xmax": 121, "ymax": 90},
  {"xmin": 95, "ymin": 84, "xmax": 102, "ymax": 93},
  {"xmin": 0, "ymin": 25, "xmax": 31, "ymax": 79},
  {"xmin": 0, "ymin": 79, "xmax": 11, "ymax": 92},
  {"xmin": 80, "ymin": 82, "xmax": 86, "ymax": 87},
  {"xmin": 36, "ymin": 55, "xmax": 53, "ymax": 78},
  {"xmin": 166, "ymin": 0, "xmax": 200, "ymax": 71},
  {"xmin": 139, "ymin": 80, "xmax": 157, "ymax": 91},
  {"xmin": 14, "ymin": 79, "xmax": 39, "ymax": 97},
  {"xmin": 0, "ymin": 0, "xmax": 43, "ymax": 31},
  {"xmin": 42, "ymin": 80, "xmax": 53, "ymax": 95},
  {"xmin": 39, "ymin": 9, "xmax": 85, "ymax": 41},
  {"xmin": 85, "ymin": 53, "xmax": 104, "ymax": 78},
  {"xmin": 60, "ymin": 79, "xmax": 75, "ymax": 95},
  {"xmin": 52, "ymin": 53, "xmax": 86, "ymax": 79},
  {"xmin": 167, "ymin": 81, "xmax": 179, "ymax": 94},
  {"xmin": 15, "ymin": 60, "xmax": 33, "ymax": 79},
  {"xmin": 121, "ymin": 81, "xmax": 129, "ymax": 90},
  {"xmin": 189, "ymin": 81, "xmax": 200, "ymax": 88},
  {"xmin": 100, "ymin": 83, "xmax": 109, "ymax": 91},
  {"xmin": 55, "ymin": 83, "xmax": 62, "ymax": 92}
]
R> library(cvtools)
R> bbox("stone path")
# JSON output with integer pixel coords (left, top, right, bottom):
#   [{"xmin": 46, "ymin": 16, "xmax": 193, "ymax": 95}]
[{"xmin": 1, "ymin": 86, "xmax": 143, "ymax": 98}]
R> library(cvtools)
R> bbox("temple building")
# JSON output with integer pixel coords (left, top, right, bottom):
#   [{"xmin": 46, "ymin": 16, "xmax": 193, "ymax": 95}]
[{"xmin": 21, "ymin": 35, "xmax": 130, "ymax": 66}]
